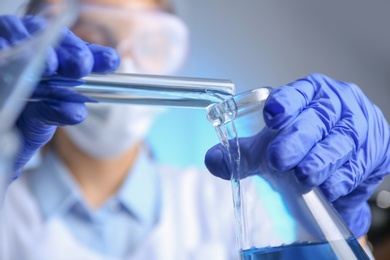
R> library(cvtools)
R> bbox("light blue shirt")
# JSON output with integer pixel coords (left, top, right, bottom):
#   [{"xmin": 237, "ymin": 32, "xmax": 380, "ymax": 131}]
[{"xmin": 25, "ymin": 147, "xmax": 161, "ymax": 257}]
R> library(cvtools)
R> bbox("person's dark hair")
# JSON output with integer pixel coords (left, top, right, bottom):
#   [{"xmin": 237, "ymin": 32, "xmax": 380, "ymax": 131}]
[
  {"xmin": 158, "ymin": 0, "xmax": 174, "ymax": 14},
  {"xmin": 25, "ymin": 0, "xmax": 46, "ymax": 15}
]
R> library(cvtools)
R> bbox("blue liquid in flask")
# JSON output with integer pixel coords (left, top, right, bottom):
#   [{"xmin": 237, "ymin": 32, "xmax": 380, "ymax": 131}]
[{"xmin": 240, "ymin": 237, "xmax": 369, "ymax": 260}]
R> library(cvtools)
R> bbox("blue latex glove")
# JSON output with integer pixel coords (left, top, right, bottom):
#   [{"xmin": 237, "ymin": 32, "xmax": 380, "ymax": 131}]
[
  {"xmin": 205, "ymin": 73, "xmax": 390, "ymax": 238},
  {"xmin": 0, "ymin": 15, "xmax": 120, "ymax": 176}
]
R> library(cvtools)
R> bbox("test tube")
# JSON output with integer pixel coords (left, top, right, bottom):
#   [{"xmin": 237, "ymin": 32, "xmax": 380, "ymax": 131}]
[{"xmin": 59, "ymin": 73, "xmax": 236, "ymax": 109}]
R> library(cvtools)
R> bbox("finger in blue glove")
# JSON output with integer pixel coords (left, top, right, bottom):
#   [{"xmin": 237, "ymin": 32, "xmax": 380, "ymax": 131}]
[
  {"xmin": 263, "ymin": 73, "xmax": 390, "ymax": 238},
  {"xmin": 14, "ymin": 94, "xmax": 88, "ymax": 174},
  {"xmin": 0, "ymin": 15, "xmax": 30, "ymax": 44},
  {"xmin": 21, "ymin": 15, "xmax": 59, "ymax": 76}
]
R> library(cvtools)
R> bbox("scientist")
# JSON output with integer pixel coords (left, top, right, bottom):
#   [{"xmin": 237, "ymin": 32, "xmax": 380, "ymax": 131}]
[{"xmin": 0, "ymin": 0, "xmax": 388, "ymax": 259}]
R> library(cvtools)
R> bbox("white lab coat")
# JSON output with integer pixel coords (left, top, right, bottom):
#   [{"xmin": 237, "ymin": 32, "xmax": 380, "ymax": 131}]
[{"xmin": 0, "ymin": 163, "xmax": 237, "ymax": 260}]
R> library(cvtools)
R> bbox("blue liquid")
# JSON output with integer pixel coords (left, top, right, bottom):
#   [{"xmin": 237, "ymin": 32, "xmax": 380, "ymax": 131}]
[{"xmin": 240, "ymin": 238, "xmax": 369, "ymax": 260}]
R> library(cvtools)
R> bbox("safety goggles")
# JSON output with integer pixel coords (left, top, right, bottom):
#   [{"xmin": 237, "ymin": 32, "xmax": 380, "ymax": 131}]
[{"xmin": 72, "ymin": 3, "xmax": 189, "ymax": 74}]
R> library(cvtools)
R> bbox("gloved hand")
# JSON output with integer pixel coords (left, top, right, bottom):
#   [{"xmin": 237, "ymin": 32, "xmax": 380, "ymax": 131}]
[
  {"xmin": 205, "ymin": 73, "xmax": 390, "ymax": 238},
  {"xmin": 0, "ymin": 15, "xmax": 120, "ymax": 177}
]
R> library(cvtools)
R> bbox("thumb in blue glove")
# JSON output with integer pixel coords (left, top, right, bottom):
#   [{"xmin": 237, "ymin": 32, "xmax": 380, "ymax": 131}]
[{"xmin": 205, "ymin": 73, "xmax": 390, "ymax": 239}]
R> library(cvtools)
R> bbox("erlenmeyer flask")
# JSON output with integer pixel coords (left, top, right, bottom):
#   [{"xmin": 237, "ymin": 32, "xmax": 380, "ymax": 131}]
[
  {"xmin": 0, "ymin": 0, "xmax": 78, "ymax": 258},
  {"xmin": 206, "ymin": 87, "xmax": 369, "ymax": 259}
]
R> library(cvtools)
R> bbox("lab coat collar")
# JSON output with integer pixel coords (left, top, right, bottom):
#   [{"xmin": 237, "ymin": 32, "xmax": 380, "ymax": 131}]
[
  {"xmin": 27, "ymin": 145, "xmax": 161, "ymax": 227},
  {"xmin": 27, "ymin": 148, "xmax": 82, "ymax": 220}
]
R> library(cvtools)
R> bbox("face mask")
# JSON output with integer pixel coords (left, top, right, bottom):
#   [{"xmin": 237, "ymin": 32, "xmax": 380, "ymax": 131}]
[
  {"xmin": 63, "ymin": 103, "xmax": 163, "ymax": 160},
  {"xmin": 116, "ymin": 58, "xmax": 138, "ymax": 73}
]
